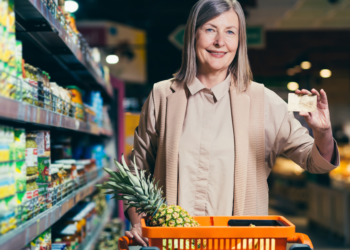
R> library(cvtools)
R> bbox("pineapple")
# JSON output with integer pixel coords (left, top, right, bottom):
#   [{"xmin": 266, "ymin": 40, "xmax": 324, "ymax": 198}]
[{"xmin": 97, "ymin": 154, "xmax": 199, "ymax": 227}]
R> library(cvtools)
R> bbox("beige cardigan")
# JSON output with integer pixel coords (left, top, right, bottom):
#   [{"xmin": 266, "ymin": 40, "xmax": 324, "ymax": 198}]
[{"xmin": 130, "ymin": 78, "xmax": 339, "ymax": 216}]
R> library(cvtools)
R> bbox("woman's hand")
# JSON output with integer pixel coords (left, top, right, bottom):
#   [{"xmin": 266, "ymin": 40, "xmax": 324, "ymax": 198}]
[
  {"xmin": 125, "ymin": 207, "xmax": 149, "ymax": 247},
  {"xmin": 125, "ymin": 222, "xmax": 149, "ymax": 247},
  {"xmin": 295, "ymin": 88, "xmax": 335, "ymax": 163}
]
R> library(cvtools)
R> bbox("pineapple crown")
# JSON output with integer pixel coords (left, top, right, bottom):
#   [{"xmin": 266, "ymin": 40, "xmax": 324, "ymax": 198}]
[{"xmin": 96, "ymin": 154, "xmax": 165, "ymax": 217}]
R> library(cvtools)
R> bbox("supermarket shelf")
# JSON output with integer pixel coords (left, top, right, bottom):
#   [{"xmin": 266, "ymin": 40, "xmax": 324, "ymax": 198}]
[
  {"xmin": 14, "ymin": 0, "xmax": 113, "ymax": 101},
  {"xmin": 0, "ymin": 95, "xmax": 114, "ymax": 136},
  {"xmin": 77, "ymin": 200, "xmax": 114, "ymax": 250},
  {"xmin": 0, "ymin": 171, "xmax": 107, "ymax": 250}
]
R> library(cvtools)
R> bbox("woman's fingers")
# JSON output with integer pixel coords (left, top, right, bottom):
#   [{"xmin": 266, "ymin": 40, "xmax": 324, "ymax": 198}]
[
  {"xmin": 125, "ymin": 231, "xmax": 147, "ymax": 247},
  {"xmin": 320, "ymin": 89, "xmax": 328, "ymax": 104},
  {"xmin": 311, "ymin": 88, "xmax": 321, "ymax": 102}
]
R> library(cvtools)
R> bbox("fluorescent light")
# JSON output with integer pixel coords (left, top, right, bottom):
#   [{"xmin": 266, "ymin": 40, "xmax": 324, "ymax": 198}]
[
  {"xmin": 65, "ymin": 1, "xmax": 79, "ymax": 13},
  {"xmin": 287, "ymin": 82, "xmax": 299, "ymax": 91},
  {"xmin": 320, "ymin": 69, "xmax": 331, "ymax": 78},
  {"xmin": 301, "ymin": 61, "xmax": 311, "ymax": 70},
  {"xmin": 106, "ymin": 55, "xmax": 119, "ymax": 64}
]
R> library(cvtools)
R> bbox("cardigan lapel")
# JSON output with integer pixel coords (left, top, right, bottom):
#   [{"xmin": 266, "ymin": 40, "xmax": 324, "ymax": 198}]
[
  {"xmin": 229, "ymin": 84, "xmax": 251, "ymax": 215},
  {"xmin": 165, "ymin": 81, "xmax": 188, "ymax": 205}
]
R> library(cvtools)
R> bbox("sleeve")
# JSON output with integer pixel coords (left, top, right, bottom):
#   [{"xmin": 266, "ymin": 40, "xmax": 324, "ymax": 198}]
[
  {"xmin": 124, "ymin": 90, "xmax": 158, "ymax": 219},
  {"xmin": 274, "ymin": 110, "xmax": 340, "ymax": 174}
]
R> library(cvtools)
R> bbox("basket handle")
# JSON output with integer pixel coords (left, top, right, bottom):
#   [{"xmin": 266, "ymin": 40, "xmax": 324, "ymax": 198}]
[
  {"xmin": 287, "ymin": 233, "xmax": 314, "ymax": 249},
  {"xmin": 118, "ymin": 236, "xmax": 137, "ymax": 250}
]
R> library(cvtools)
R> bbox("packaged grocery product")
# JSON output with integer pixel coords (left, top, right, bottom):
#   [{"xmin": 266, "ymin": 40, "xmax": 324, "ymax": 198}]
[
  {"xmin": 7, "ymin": 0, "xmax": 14, "ymax": 33},
  {"xmin": 25, "ymin": 175, "xmax": 39, "ymax": 219},
  {"xmin": 43, "ymin": 72, "xmax": 52, "ymax": 111},
  {"xmin": 15, "ymin": 40, "xmax": 22, "ymax": 81},
  {"xmin": 15, "ymin": 160, "xmax": 26, "ymax": 193},
  {"xmin": 25, "ymin": 133, "xmax": 38, "ymax": 176},
  {"xmin": 67, "ymin": 86, "xmax": 84, "ymax": 120},
  {"xmin": 22, "ymin": 63, "xmax": 34, "ymax": 104},
  {"xmin": 55, "ymin": 159, "xmax": 77, "ymax": 180},
  {"xmin": 50, "ymin": 82, "xmax": 61, "ymax": 113},
  {"xmin": 37, "ymin": 182, "xmax": 48, "ymax": 212},
  {"xmin": 36, "ymin": 68, "xmax": 44, "ymax": 108},
  {"xmin": 38, "ymin": 157, "xmax": 50, "ymax": 183},
  {"xmin": 34, "ymin": 130, "xmax": 50, "ymax": 157},
  {"xmin": 14, "ymin": 128, "xmax": 25, "ymax": 160},
  {"xmin": 0, "ymin": 126, "xmax": 10, "ymax": 162},
  {"xmin": 59, "ymin": 87, "xmax": 71, "ymax": 116},
  {"xmin": 28, "ymin": 66, "xmax": 39, "ymax": 105}
]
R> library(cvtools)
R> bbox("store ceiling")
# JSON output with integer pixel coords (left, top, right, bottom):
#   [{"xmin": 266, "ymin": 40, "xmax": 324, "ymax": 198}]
[{"xmin": 247, "ymin": 0, "xmax": 350, "ymax": 29}]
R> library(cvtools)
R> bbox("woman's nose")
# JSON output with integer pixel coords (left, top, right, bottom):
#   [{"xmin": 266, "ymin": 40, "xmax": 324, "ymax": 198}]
[{"xmin": 214, "ymin": 32, "xmax": 225, "ymax": 47}]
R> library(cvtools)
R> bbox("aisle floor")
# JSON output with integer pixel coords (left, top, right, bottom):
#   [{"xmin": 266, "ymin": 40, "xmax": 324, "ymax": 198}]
[{"xmin": 268, "ymin": 207, "xmax": 350, "ymax": 250}]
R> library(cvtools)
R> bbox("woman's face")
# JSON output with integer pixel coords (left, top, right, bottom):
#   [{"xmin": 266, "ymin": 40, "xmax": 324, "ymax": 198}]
[{"xmin": 195, "ymin": 9, "xmax": 239, "ymax": 74}]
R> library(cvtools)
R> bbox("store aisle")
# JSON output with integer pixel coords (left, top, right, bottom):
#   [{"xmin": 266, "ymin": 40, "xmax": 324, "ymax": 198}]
[{"xmin": 269, "ymin": 207, "xmax": 350, "ymax": 250}]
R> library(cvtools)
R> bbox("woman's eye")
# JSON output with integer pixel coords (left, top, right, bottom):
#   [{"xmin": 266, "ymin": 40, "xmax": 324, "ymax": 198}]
[
  {"xmin": 227, "ymin": 30, "xmax": 234, "ymax": 34},
  {"xmin": 207, "ymin": 28, "xmax": 214, "ymax": 32}
]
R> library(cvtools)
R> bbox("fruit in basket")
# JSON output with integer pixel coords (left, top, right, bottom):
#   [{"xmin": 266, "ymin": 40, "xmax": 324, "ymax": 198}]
[{"xmin": 97, "ymin": 154, "xmax": 199, "ymax": 227}]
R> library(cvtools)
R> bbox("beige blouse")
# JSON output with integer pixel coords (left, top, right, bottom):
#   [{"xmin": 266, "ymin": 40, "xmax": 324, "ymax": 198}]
[
  {"xmin": 178, "ymin": 75, "xmax": 234, "ymax": 216},
  {"xmin": 128, "ymin": 78, "xmax": 339, "ymax": 217}
]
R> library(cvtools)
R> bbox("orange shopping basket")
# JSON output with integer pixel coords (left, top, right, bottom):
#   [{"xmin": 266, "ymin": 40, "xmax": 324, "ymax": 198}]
[{"xmin": 118, "ymin": 216, "xmax": 313, "ymax": 250}]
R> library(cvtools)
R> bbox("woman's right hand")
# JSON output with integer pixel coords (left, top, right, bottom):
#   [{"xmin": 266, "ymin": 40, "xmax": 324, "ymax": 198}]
[
  {"xmin": 126, "ymin": 207, "xmax": 149, "ymax": 246},
  {"xmin": 125, "ymin": 222, "xmax": 149, "ymax": 247}
]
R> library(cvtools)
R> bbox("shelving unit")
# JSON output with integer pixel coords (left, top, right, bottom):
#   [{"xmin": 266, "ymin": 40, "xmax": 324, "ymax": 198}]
[
  {"xmin": 0, "ymin": 95, "xmax": 113, "ymax": 136},
  {"xmin": 77, "ymin": 200, "xmax": 115, "ymax": 250},
  {"xmin": 14, "ymin": 0, "xmax": 114, "ymax": 102},
  {"xmin": 0, "ymin": 171, "xmax": 107, "ymax": 250},
  {"xmin": 0, "ymin": 0, "xmax": 117, "ymax": 248}
]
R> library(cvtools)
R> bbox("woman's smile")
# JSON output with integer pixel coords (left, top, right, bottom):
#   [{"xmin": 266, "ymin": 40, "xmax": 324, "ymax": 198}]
[{"xmin": 206, "ymin": 50, "xmax": 227, "ymax": 58}]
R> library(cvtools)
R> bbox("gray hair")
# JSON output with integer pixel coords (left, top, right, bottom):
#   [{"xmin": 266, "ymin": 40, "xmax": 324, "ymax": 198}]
[{"xmin": 173, "ymin": 0, "xmax": 252, "ymax": 93}]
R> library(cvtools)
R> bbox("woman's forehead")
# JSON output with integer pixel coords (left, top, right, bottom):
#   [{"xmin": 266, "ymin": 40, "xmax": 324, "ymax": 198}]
[{"xmin": 202, "ymin": 10, "xmax": 239, "ymax": 30}]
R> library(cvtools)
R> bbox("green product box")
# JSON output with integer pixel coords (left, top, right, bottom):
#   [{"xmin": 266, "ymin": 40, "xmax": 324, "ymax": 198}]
[
  {"xmin": 38, "ymin": 157, "xmax": 50, "ymax": 183},
  {"xmin": 14, "ymin": 128, "xmax": 25, "ymax": 160},
  {"xmin": 15, "ymin": 161, "xmax": 26, "ymax": 193}
]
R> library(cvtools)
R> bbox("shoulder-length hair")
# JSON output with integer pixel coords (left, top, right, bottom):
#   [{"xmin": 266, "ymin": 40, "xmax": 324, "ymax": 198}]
[{"xmin": 173, "ymin": 0, "xmax": 252, "ymax": 93}]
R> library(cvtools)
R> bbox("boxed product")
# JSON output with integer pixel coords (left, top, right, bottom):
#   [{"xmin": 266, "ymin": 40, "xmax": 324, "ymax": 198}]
[
  {"xmin": 34, "ymin": 131, "xmax": 50, "ymax": 157},
  {"xmin": 15, "ymin": 160, "xmax": 26, "ymax": 193},
  {"xmin": 38, "ymin": 157, "xmax": 50, "ymax": 182},
  {"xmin": 14, "ymin": 128, "xmax": 25, "ymax": 160}
]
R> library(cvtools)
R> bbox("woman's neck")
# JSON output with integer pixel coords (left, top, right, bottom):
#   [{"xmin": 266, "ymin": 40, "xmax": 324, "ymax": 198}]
[{"xmin": 196, "ymin": 67, "xmax": 228, "ymax": 89}]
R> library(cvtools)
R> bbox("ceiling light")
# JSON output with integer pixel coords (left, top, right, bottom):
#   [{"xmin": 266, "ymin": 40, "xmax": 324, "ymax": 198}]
[
  {"xmin": 287, "ymin": 82, "xmax": 299, "ymax": 91},
  {"xmin": 320, "ymin": 69, "xmax": 331, "ymax": 78},
  {"xmin": 300, "ymin": 61, "xmax": 311, "ymax": 70},
  {"xmin": 106, "ymin": 55, "xmax": 119, "ymax": 64},
  {"xmin": 65, "ymin": 1, "xmax": 79, "ymax": 13}
]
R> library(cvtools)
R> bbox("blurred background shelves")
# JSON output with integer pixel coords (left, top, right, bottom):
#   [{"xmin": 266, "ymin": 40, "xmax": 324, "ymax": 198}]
[
  {"xmin": 0, "ymin": 170, "xmax": 107, "ymax": 250},
  {"xmin": 14, "ymin": 0, "xmax": 113, "ymax": 102}
]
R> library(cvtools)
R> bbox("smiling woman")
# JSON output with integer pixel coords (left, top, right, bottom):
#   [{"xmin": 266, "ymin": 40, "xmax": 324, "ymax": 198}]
[
  {"xmin": 174, "ymin": 0, "xmax": 251, "ymax": 92},
  {"xmin": 124, "ymin": 0, "xmax": 339, "ymax": 246}
]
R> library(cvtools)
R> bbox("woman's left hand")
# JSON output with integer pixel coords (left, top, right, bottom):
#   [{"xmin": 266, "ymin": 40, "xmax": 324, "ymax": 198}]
[
  {"xmin": 295, "ymin": 88, "xmax": 331, "ymax": 132},
  {"xmin": 295, "ymin": 88, "xmax": 335, "ymax": 163}
]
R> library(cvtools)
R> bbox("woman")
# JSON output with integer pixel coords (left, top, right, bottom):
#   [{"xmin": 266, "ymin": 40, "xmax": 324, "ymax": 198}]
[{"xmin": 126, "ymin": 0, "xmax": 339, "ymax": 245}]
